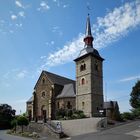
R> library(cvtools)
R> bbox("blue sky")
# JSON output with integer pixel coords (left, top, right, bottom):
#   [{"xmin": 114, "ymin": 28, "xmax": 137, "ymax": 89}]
[{"xmin": 0, "ymin": 0, "xmax": 140, "ymax": 114}]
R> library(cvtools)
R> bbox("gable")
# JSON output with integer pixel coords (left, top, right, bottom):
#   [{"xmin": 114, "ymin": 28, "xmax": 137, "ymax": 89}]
[{"xmin": 34, "ymin": 71, "xmax": 53, "ymax": 90}]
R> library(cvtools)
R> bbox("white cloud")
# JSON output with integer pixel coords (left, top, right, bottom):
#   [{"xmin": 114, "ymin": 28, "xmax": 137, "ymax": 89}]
[
  {"xmin": 18, "ymin": 11, "xmax": 25, "ymax": 17},
  {"xmin": 37, "ymin": 1, "xmax": 50, "ymax": 11},
  {"xmin": 40, "ymin": 33, "xmax": 84, "ymax": 68},
  {"xmin": 119, "ymin": 75, "xmax": 140, "ymax": 82},
  {"xmin": 42, "ymin": 0, "xmax": 140, "ymax": 68},
  {"xmin": 53, "ymin": 0, "xmax": 60, "ymax": 7},
  {"xmin": 40, "ymin": 56, "xmax": 47, "ymax": 59},
  {"xmin": 15, "ymin": 0, "xmax": 24, "ymax": 9},
  {"xmin": 16, "ymin": 70, "xmax": 28, "ymax": 79},
  {"xmin": 52, "ymin": 26, "xmax": 63, "ymax": 36},
  {"xmin": 11, "ymin": 14, "xmax": 17, "ymax": 20},
  {"xmin": 15, "ymin": 23, "xmax": 22, "ymax": 27},
  {"xmin": 63, "ymin": 4, "xmax": 69, "ymax": 8},
  {"xmin": 3, "ymin": 69, "xmax": 28, "ymax": 80},
  {"xmin": 9, "ymin": 30, "xmax": 14, "ymax": 34},
  {"xmin": 10, "ymin": 11, "xmax": 25, "ymax": 21},
  {"xmin": 45, "ymin": 41, "xmax": 55, "ymax": 47},
  {"xmin": 51, "ymin": 41, "xmax": 54, "ymax": 45}
]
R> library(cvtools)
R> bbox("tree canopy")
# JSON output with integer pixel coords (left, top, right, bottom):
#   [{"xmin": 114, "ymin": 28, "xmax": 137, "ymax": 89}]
[
  {"xmin": 17, "ymin": 115, "xmax": 29, "ymax": 133},
  {"xmin": 0, "ymin": 104, "xmax": 16, "ymax": 129},
  {"xmin": 130, "ymin": 80, "xmax": 140, "ymax": 109}
]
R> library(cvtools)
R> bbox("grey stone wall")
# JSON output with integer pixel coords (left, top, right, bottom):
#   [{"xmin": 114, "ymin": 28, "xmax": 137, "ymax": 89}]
[
  {"xmin": 34, "ymin": 73, "xmax": 53, "ymax": 120},
  {"xmin": 75, "ymin": 54, "xmax": 104, "ymax": 117}
]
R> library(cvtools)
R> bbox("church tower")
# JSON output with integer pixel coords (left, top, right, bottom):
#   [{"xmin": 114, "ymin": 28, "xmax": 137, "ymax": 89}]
[{"xmin": 74, "ymin": 15, "xmax": 104, "ymax": 117}]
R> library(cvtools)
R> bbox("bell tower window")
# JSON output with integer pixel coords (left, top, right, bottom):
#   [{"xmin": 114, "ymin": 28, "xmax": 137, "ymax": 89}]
[
  {"xmin": 81, "ymin": 78, "xmax": 85, "ymax": 85},
  {"xmin": 80, "ymin": 63, "xmax": 86, "ymax": 71}
]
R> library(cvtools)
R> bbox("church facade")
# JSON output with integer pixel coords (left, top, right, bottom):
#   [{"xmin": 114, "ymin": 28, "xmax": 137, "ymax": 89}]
[{"xmin": 27, "ymin": 15, "xmax": 104, "ymax": 121}]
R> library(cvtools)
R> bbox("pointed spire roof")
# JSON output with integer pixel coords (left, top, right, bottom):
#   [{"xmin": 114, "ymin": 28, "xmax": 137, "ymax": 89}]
[
  {"xmin": 83, "ymin": 14, "xmax": 94, "ymax": 48},
  {"xmin": 85, "ymin": 14, "xmax": 92, "ymax": 37},
  {"xmin": 74, "ymin": 14, "xmax": 104, "ymax": 62}
]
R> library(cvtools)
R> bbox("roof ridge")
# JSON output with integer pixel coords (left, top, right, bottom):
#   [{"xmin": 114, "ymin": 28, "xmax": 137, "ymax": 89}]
[{"xmin": 43, "ymin": 70, "xmax": 75, "ymax": 82}]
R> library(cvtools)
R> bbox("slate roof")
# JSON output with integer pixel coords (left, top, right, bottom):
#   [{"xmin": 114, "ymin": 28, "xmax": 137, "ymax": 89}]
[
  {"xmin": 44, "ymin": 71, "xmax": 75, "ymax": 86},
  {"xmin": 27, "ymin": 96, "xmax": 33, "ymax": 103},
  {"xmin": 56, "ymin": 83, "xmax": 76, "ymax": 99},
  {"xmin": 104, "ymin": 101, "xmax": 118, "ymax": 109},
  {"xmin": 74, "ymin": 47, "xmax": 104, "ymax": 62}
]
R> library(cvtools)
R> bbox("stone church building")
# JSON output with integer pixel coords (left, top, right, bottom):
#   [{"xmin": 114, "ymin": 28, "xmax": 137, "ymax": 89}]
[{"xmin": 27, "ymin": 15, "xmax": 104, "ymax": 121}]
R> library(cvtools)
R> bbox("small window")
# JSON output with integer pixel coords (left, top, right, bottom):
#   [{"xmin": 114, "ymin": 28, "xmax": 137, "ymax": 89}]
[
  {"xmin": 82, "ymin": 102, "xmax": 85, "ymax": 109},
  {"xmin": 80, "ymin": 65, "xmax": 84, "ymax": 71},
  {"xmin": 80, "ymin": 64, "xmax": 86, "ymax": 71},
  {"xmin": 67, "ymin": 101, "xmax": 72, "ymax": 109},
  {"xmin": 42, "ymin": 78, "xmax": 45, "ymax": 84},
  {"xmin": 41, "ymin": 91, "xmax": 45, "ymax": 98},
  {"xmin": 83, "ymin": 64, "xmax": 86, "ymax": 70},
  {"xmin": 81, "ymin": 78, "xmax": 85, "ymax": 85}
]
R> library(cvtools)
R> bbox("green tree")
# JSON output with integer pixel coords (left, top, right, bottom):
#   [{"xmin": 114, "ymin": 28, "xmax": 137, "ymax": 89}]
[
  {"xmin": 131, "ymin": 108, "xmax": 140, "ymax": 118},
  {"xmin": 17, "ymin": 116, "xmax": 29, "ymax": 133},
  {"xmin": 0, "ymin": 104, "xmax": 16, "ymax": 129},
  {"xmin": 11, "ymin": 118, "xmax": 17, "ymax": 132},
  {"xmin": 130, "ymin": 80, "xmax": 140, "ymax": 109}
]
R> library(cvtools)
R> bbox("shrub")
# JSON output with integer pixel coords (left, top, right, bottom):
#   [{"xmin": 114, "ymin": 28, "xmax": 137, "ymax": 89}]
[
  {"xmin": 121, "ymin": 112, "xmax": 135, "ymax": 120},
  {"xmin": 56, "ymin": 109, "xmax": 86, "ymax": 120},
  {"xmin": 17, "ymin": 116, "xmax": 29, "ymax": 133},
  {"xmin": 11, "ymin": 118, "xmax": 17, "ymax": 132},
  {"xmin": 131, "ymin": 108, "xmax": 140, "ymax": 118}
]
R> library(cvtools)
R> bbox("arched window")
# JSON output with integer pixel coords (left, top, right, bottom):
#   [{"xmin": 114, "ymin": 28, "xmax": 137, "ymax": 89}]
[
  {"xmin": 82, "ymin": 102, "xmax": 85, "ymax": 109},
  {"xmin": 83, "ymin": 64, "xmax": 86, "ymax": 70},
  {"xmin": 80, "ymin": 65, "xmax": 84, "ymax": 71},
  {"xmin": 67, "ymin": 101, "xmax": 72, "ymax": 109},
  {"xmin": 80, "ymin": 64, "xmax": 86, "ymax": 71},
  {"xmin": 42, "ymin": 78, "xmax": 45, "ymax": 84},
  {"xmin": 81, "ymin": 78, "xmax": 85, "ymax": 85},
  {"xmin": 41, "ymin": 91, "xmax": 45, "ymax": 98}
]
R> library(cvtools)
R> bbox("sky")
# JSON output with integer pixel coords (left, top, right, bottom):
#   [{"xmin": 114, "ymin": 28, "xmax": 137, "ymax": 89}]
[{"xmin": 0, "ymin": 0, "xmax": 140, "ymax": 114}]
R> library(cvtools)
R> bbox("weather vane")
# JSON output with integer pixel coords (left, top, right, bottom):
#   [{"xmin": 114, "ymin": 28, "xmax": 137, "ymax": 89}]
[{"xmin": 86, "ymin": 2, "xmax": 92, "ymax": 15}]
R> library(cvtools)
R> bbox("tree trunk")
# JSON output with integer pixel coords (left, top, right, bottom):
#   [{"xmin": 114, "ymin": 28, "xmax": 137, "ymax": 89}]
[{"xmin": 22, "ymin": 125, "xmax": 23, "ymax": 133}]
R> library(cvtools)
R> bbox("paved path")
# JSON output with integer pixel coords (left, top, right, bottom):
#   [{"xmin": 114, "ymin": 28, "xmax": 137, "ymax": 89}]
[
  {"xmin": 68, "ymin": 120, "xmax": 140, "ymax": 140},
  {"xmin": 0, "ymin": 130, "xmax": 33, "ymax": 140}
]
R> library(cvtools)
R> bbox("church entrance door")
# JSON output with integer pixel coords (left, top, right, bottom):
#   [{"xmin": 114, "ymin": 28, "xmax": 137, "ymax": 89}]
[{"xmin": 41, "ymin": 105, "xmax": 47, "ymax": 123}]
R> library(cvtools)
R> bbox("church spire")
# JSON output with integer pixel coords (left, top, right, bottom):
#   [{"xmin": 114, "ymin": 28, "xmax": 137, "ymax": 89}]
[{"xmin": 84, "ymin": 14, "xmax": 94, "ymax": 48}]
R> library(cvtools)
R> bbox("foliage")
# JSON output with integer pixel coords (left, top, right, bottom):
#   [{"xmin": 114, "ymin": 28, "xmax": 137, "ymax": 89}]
[
  {"xmin": 121, "ymin": 112, "xmax": 135, "ymax": 120},
  {"xmin": 71, "ymin": 110, "xmax": 86, "ymax": 119},
  {"xmin": 22, "ymin": 112, "xmax": 27, "ymax": 117},
  {"xmin": 130, "ymin": 80, "xmax": 140, "ymax": 109},
  {"xmin": 131, "ymin": 108, "xmax": 140, "ymax": 118},
  {"xmin": 17, "ymin": 115, "xmax": 29, "ymax": 133},
  {"xmin": 11, "ymin": 118, "xmax": 17, "ymax": 132},
  {"xmin": 0, "ymin": 104, "xmax": 15, "ymax": 129},
  {"xmin": 56, "ymin": 109, "xmax": 86, "ymax": 120}
]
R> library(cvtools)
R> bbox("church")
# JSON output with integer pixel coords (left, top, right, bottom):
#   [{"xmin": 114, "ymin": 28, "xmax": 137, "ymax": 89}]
[{"xmin": 26, "ymin": 15, "xmax": 104, "ymax": 121}]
